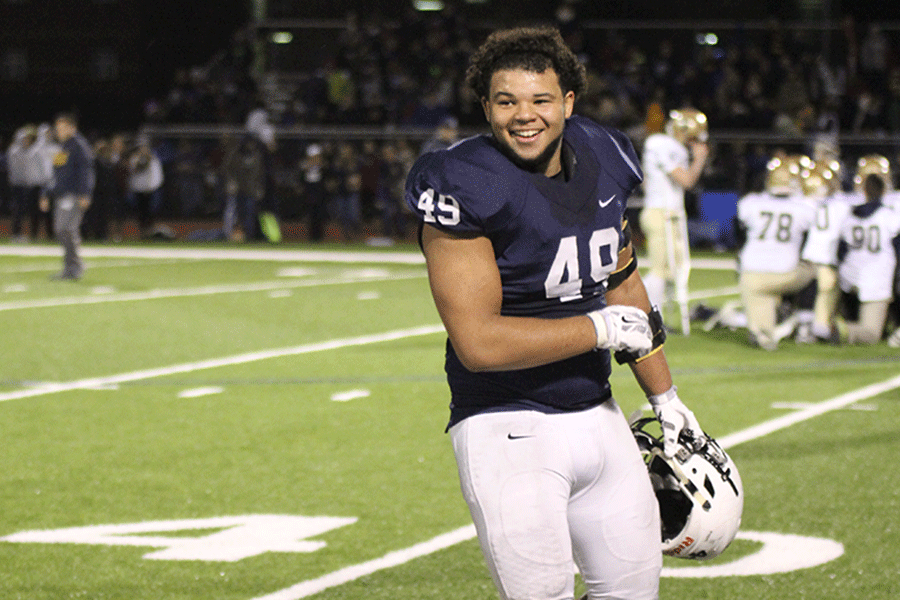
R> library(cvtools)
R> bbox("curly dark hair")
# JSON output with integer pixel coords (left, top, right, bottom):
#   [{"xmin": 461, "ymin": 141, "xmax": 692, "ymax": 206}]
[{"xmin": 465, "ymin": 27, "xmax": 587, "ymax": 100}]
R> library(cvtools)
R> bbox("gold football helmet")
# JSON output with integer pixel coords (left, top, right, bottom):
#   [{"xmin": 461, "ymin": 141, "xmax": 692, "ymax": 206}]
[
  {"xmin": 666, "ymin": 108, "xmax": 708, "ymax": 143},
  {"xmin": 854, "ymin": 154, "xmax": 892, "ymax": 192},
  {"xmin": 801, "ymin": 161, "xmax": 839, "ymax": 198},
  {"xmin": 766, "ymin": 156, "xmax": 804, "ymax": 195}
]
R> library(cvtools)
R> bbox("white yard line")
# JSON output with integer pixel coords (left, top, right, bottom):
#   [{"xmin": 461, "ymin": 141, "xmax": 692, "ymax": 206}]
[
  {"xmin": 0, "ymin": 245, "xmax": 426, "ymax": 264},
  {"xmin": 250, "ymin": 525, "xmax": 478, "ymax": 600},
  {"xmin": 0, "ymin": 272, "xmax": 425, "ymax": 312},
  {"xmin": 0, "ymin": 258, "xmax": 192, "ymax": 274},
  {"xmin": 688, "ymin": 285, "xmax": 740, "ymax": 301},
  {"xmin": 248, "ymin": 372, "xmax": 900, "ymax": 600},
  {"xmin": 0, "ymin": 324, "xmax": 445, "ymax": 403},
  {"xmin": 717, "ymin": 373, "xmax": 900, "ymax": 449}
]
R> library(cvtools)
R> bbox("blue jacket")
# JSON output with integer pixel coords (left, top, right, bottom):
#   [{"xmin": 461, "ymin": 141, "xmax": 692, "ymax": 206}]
[{"xmin": 51, "ymin": 133, "xmax": 95, "ymax": 197}]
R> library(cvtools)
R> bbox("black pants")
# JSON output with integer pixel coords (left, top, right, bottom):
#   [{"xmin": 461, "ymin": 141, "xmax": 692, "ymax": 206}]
[{"xmin": 25, "ymin": 186, "xmax": 53, "ymax": 240}]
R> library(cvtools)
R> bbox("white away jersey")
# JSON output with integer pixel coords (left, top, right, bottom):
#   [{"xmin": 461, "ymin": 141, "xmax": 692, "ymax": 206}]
[
  {"xmin": 641, "ymin": 133, "xmax": 688, "ymax": 211},
  {"xmin": 883, "ymin": 190, "xmax": 900, "ymax": 211},
  {"xmin": 838, "ymin": 203, "xmax": 900, "ymax": 302},
  {"xmin": 737, "ymin": 192, "xmax": 816, "ymax": 273},
  {"xmin": 801, "ymin": 191, "xmax": 860, "ymax": 266}
]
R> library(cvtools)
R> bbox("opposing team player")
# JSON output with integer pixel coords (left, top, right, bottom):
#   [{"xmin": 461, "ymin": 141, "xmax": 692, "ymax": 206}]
[
  {"xmin": 799, "ymin": 158, "xmax": 857, "ymax": 341},
  {"xmin": 735, "ymin": 156, "xmax": 816, "ymax": 350},
  {"xmin": 836, "ymin": 173, "xmax": 900, "ymax": 343},
  {"xmin": 405, "ymin": 27, "xmax": 712, "ymax": 600},
  {"xmin": 640, "ymin": 107, "xmax": 709, "ymax": 334},
  {"xmin": 853, "ymin": 154, "xmax": 896, "ymax": 206}
]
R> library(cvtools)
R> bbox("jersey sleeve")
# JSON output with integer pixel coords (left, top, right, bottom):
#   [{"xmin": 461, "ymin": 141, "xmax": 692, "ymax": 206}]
[{"xmin": 404, "ymin": 145, "xmax": 524, "ymax": 237}]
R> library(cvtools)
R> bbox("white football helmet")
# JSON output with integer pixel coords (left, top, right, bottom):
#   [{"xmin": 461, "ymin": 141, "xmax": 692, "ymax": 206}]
[{"xmin": 631, "ymin": 417, "xmax": 743, "ymax": 560}]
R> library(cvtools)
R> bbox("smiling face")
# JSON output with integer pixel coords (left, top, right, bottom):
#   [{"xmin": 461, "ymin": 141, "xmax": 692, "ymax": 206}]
[{"xmin": 482, "ymin": 67, "xmax": 574, "ymax": 177}]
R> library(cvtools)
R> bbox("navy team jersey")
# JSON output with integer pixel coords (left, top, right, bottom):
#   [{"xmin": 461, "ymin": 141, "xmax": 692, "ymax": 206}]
[{"xmin": 405, "ymin": 115, "xmax": 643, "ymax": 427}]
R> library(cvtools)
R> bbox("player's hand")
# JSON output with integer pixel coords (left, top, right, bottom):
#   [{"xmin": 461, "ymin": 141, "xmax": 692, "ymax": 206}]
[
  {"xmin": 690, "ymin": 141, "xmax": 709, "ymax": 163},
  {"xmin": 78, "ymin": 196, "xmax": 91, "ymax": 210},
  {"xmin": 648, "ymin": 386, "xmax": 703, "ymax": 458},
  {"xmin": 588, "ymin": 305, "xmax": 652, "ymax": 354},
  {"xmin": 39, "ymin": 196, "xmax": 50, "ymax": 213}
]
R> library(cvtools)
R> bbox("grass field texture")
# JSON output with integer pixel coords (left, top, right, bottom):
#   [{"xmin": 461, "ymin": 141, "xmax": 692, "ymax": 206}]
[{"xmin": 0, "ymin": 242, "xmax": 898, "ymax": 600}]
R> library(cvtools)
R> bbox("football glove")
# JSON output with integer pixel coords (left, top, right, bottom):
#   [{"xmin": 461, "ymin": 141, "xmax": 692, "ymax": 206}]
[
  {"xmin": 648, "ymin": 386, "xmax": 703, "ymax": 458},
  {"xmin": 587, "ymin": 305, "xmax": 653, "ymax": 354}
]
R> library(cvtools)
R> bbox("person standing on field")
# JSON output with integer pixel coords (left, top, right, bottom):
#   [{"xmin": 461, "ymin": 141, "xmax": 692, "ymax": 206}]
[
  {"xmin": 639, "ymin": 108, "xmax": 709, "ymax": 333},
  {"xmin": 406, "ymin": 26, "xmax": 703, "ymax": 600},
  {"xmin": 41, "ymin": 112, "xmax": 94, "ymax": 281}
]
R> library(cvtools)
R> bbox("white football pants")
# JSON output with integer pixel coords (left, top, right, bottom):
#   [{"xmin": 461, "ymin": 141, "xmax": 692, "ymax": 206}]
[{"xmin": 449, "ymin": 400, "xmax": 661, "ymax": 600}]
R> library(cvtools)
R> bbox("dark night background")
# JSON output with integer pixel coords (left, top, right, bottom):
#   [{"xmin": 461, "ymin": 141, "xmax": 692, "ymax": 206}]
[{"xmin": 1, "ymin": 0, "xmax": 897, "ymax": 135}]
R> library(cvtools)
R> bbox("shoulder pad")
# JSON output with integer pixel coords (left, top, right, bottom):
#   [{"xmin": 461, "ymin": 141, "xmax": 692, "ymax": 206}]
[
  {"xmin": 568, "ymin": 116, "xmax": 642, "ymax": 191},
  {"xmin": 405, "ymin": 136, "xmax": 529, "ymax": 235}
]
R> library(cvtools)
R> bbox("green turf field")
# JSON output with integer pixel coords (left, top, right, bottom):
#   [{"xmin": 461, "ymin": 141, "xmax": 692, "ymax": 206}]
[{"xmin": 1, "ymin": 243, "xmax": 897, "ymax": 600}]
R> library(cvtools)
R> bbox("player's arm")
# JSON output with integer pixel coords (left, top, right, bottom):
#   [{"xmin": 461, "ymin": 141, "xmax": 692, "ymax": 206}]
[
  {"xmin": 605, "ymin": 233, "xmax": 701, "ymax": 456},
  {"xmin": 604, "ymin": 238, "xmax": 673, "ymax": 396},
  {"xmin": 421, "ymin": 223, "xmax": 597, "ymax": 371},
  {"xmin": 421, "ymin": 224, "xmax": 651, "ymax": 372},
  {"xmin": 668, "ymin": 141, "xmax": 709, "ymax": 190}
]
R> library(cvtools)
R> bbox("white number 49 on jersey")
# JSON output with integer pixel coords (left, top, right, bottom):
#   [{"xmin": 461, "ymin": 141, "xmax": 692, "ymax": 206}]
[{"xmin": 418, "ymin": 189, "xmax": 461, "ymax": 226}]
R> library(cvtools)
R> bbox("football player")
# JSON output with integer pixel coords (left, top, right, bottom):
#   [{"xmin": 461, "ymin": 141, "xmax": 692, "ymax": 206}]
[
  {"xmin": 405, "ymin": 27, "xmax": 703, "ymax": 600},
  {"xmin": 800, "ymin": 158, "xmax": 859, "ymax": 341},
  {"xmin": 735, "ymin": 156, "xmax": 816, "ymax": 350},
  {"xmin": 639, "ymin": 107, "xmax": 710, "ymax": 334},
  {"xmin": 836, "ymin": 173, "xmax": 900, "ymax": 343}
]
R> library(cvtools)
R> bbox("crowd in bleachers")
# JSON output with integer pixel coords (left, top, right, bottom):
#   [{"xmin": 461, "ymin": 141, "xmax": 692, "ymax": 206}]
[{"xmin": 144, "ymin": 9, "xmax": 900, "ymax": 139}]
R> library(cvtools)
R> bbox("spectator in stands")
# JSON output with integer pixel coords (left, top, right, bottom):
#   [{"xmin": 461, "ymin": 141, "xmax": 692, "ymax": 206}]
[
  {"xmin": 173, "ymin": 139, "xmax": 205, "ymax": 218},
  {"xmin": 326, "ymin": 142, "xmax": 363, "ymax": 242},
  {"xmin": 83, "ymin": 138, "xmax": 114, "ymax": 241},
  {"xmin": 859, "ymin": 23, "xmax": 890, "ymax": 100},
  {"xmin": 108, "ymin": 133, "xmax": 130, "ymax": 242},
  {"xmin": 419, "ymin": 115, "xmax": 460, "ymax": 155},
  {"xmin": 5, "ymin": 125, "xmax": 31, "ymax": 242},
  {"xmin": 222, "ymin": 134, "xmax": 266, "ymax": 241},
  {"xmin": 375, "ymin": 141, "xmax": 409, "ymax": 241},
  {"xmin": 127, "ymin": 137, "xmax": 165, "ymax": 238},
  {"xmin": 298, "ymin": 143, "xmax": 328, "ymax": 241}
]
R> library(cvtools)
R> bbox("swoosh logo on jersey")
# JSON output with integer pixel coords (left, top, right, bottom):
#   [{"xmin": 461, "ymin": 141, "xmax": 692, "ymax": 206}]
[
  {"xmin": 599, "ymin": 194, "xmax": 616, "ymax": 208},
  {"xmin": 507, "ymin": 434, "xmax": 535, "ymax": 440}
]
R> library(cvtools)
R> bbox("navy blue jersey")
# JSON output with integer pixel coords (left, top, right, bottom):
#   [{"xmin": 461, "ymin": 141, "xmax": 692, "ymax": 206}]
[
  {"xmin": 406, "ymin": 115, "xmax": 643, "ymax": 427},
  {"xmin": 51, "ymin": 133, "xmax": 95, "ymax": 197}
]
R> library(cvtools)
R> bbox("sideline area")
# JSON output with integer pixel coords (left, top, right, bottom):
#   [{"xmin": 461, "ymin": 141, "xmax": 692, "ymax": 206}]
[{"xmin": 0, "ymin": 242, "xmax": 426, "ymax": 264}]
